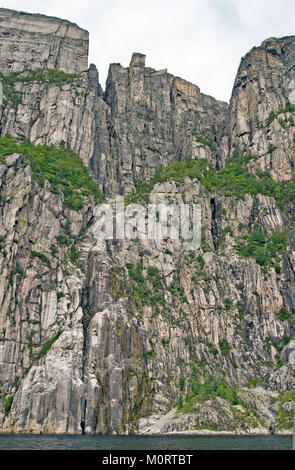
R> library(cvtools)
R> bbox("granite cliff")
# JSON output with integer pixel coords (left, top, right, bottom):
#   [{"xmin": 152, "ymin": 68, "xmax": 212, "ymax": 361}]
[{"xmin": 0, "ymin": 8, "xmax": 295, "ymax": 434}]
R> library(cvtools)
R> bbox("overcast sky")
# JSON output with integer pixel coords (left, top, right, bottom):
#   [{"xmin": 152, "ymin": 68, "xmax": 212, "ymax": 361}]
[{"xmin": 1, "ymin": 0, "xmax": 294, "ymax": 102}]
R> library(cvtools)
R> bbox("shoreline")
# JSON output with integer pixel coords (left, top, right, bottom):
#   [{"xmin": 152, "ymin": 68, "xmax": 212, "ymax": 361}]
[
  {"xmin": 149, "ymin": 430, "xmax": 293, "ymax": 436},
  {"xmin": 0, "ymin": 430, "xmax": 293, "ymax": 436}
]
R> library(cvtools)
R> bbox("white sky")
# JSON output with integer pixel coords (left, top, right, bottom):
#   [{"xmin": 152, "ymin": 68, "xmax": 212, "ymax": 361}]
[{"xmin": 1, "ymin": 0, "xmax": 294, "ymax": 102}]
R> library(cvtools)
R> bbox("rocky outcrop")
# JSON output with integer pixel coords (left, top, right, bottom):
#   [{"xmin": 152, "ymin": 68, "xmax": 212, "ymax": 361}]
[
  {"xmin": 0, "ymin": 8, "xmax": 88, "ymax": 74},
  {"xmin": 0, "ymin": 9, "xmax": 295, "ymax": 434},
  {"xmin": 101, "ymin": 52, "xmax": 227, "ymax": 195},
  {"xmin": 228, "ymin": 36, "xmax": 295, "ymax": 181}
]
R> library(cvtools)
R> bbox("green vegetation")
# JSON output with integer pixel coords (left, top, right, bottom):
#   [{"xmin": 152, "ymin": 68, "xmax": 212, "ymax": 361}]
[
  {"xmin": 167, "ymin": 271, "xmax": 187, "ymax": 302},
  {"xmin": 275, "ymin": 180, "xmax": 295, "ymax": 208},
  {"xmin": 37, "ymin": 332, "xmax": 61, "ymax": 359},
  {"xmin": 241, "ymin": 37, "xmax": 295, "ymax": 62},
  {"xmin": 126, "ymin": 261, "xmax": 165, "ymax": 308},
  {"xmin": 126, "ymin": 158, "xmax": 213, "ymax": 203},
  {"xmin": 276, "ymin": 409, "xmax": 294, "ymax": 430},
  {"xmin": 0, "ymin": 74, "xmax": 22, "ymax": 107},
  {"xmin": 277, "ymin": 307, "xmax": 293, "ymax": 322},
  {"xmin": 265, "ymin": 335, "xmax": 292, "ymax": 352},
  {"xmin": 70, "ymin": 245, "xmax": 80, "ymax": 265},
  {"xmin": 195, "ymin": 423, "xmax": 219, "ymax": 431},
  {"xmin": 4, "ymin": 396, "xmax": 13, "ymax": 417},
  {"xmin": 177, "ymin": 374, "xmax": 239, "ymax": 413},
  {"xmin": 127, "ymin": 261, "xmax": 150, "ymax": 305},
  {"xmin": 126, "ymin": 148, "xmax": 295, "ymax": 208},
  {"xmin": 179, "ymin": 377, "xmax": 185, "ymax": 391},
  {"xmin": 230, "ymin": 405, "xmax": 261, "ymax": 429},
  {"xmin": 207, "ymin": 342, "xmax": 218, "ymax": 356},
  {"xmin": 236, "ymin": 301, "xmax": 244, "ymax": 317},
  {"xmin": 146, "ymin": 350, "xmax": 154, "ymax": 358},
  {"xmin": 224, "ymin": 298, "xmax": 231, "ymax": 311},
  {"xmin": 219, "ymin": 339, "xmax": 231, "ymax": 356},
  {"xmin": 31, "ymin": 250, "xmax": 50, "ymax": 266},
  {"xmin": 177, "ymin": 374, "xmax": 264, "ymax": 428},
  {"xmin": 0, "ymin": 136, "xmax": 104, "ymax": 210},
  {"xmin": 245, "ymin": 377, "xmax": 263, "ymax": 388},
  {"xmin": 56, "ymin": 234, "xmax": 71, "ymax": 246},
  {"xmin": 27, "ymin": 69, "xmax": 80, "ymax": 85},
  {"xmin": 191, "ymin": 131, "xmax": 217, "ymax": 152},
  {"xmin": 266, "ymin": 102, "xmax": 295, "ymax": 127},
  {"xmin": 0, "ymin": 69, "xmax": 81, "ymax": 107},
  {"xmin": 235, "ymin": 229, "xmax": 287, "ymax": 267},
  {"xmin": 275, "ymin": 391, "xmax": 295, "ymax": 430},
  {"xmin": 204, "ymin": 150, "xmax": 277, "ymax": 198},
  {"xmin": 197, "ymin": 255, "xmax": 205, "ymax": 269}
]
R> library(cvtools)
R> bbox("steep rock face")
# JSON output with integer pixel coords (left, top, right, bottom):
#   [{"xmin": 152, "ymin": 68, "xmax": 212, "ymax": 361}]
[
  {"xmin": 100, "ymin": 53, "xmax": 227, "ymax": 195},
  {"xmin": 0, "ymin": 9, "xmax": 295, "ymax": 434},
  {"xmin": 0, "ymin": 154, "xmax": 152, "ymax": 433},
  {"xmin": 229, "ymin": 36, "xmax": 295, "ymax": 181},
  {"xmin": 0, "ymin": 8, "xmax": 88, "ymax": 74},
  {"xmin": 0, "ymin": 153, "xmax": 88, "ymax": 433},
  {"xmin": 85, "ymin": 181, "xmax": 295, "ymax": 432},
  {"xmin": 0, "ymin": 71, "xmax": 102, "ymax": 167}
]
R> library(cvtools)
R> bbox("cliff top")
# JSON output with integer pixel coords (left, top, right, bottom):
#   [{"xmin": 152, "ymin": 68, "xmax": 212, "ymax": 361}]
[
  {"xmin": 240, "ymin": 35, "xmax": 295, "ymax": 64},
  {"xmin": 0, "ymin": 8, "xmax": 89, "ymax": 74},
  {"xmin": 0, "ymin": 8, "xmax": 89, "ymax": 38}
]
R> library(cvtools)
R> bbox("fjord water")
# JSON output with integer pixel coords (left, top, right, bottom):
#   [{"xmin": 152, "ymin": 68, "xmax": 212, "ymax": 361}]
[{"xmin": 0, "ymin": 434, "xmax": 292, "ymax": 450}]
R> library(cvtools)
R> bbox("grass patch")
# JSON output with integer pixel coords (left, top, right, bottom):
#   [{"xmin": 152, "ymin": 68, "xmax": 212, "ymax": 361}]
[
  {"xmin": 4, "ymin": 396, "xmax": 13, "ymax": 417},
  {"xmin": 266, "ymin": 102, "xmax": 295, "ymax": 127},
  {"xmin": 275, "ymin": 391, "xmax": 295, "ymax": 430},
  {"xmin": 235, "ymin": 229, "xmax": 287, "ymax": 267},
  {"xmin": 177, "ymin": 374, "xmax": 239, "ymax": 413},
  {"xmin": 277, "ymin": 307, "xmax": 293, "ymax": 322},
  {"xmin": 0, "ymin": 69, "xmax": 81, "ymax": 107},
  {"xmin": 224, "ymin": 299, "xmax": 231, "ymax": 311},
  {"xmin": 191, "ymin": 132, "xmax": 217, "ymax": 152},
  {"xmin": 265, "ymin": 335, "xmax": 292, "ymax": 352},
  {"xmin": 177, "ymin": 374, "xmax": 263, "ymax": 428},
  {"xmin": 56, "ymin": 234, "xmax": 71, "ymax": 246},
  {"xmin": 230, "ymin": 405, "xmax": 261, "ymax": 429},
  {"xmin": 37, "ymin": 332, "xmax": 61, "ymax": 359},
  {"xmin": 245, "ymin": 378, "xmax": 263, "ymax": 388},
  {"xmin": 195, "ymin": 423, "xmax": 219, "ymax": 431},
  {"xmin": 70, "ymin": 245, "xmax": 80, "ymax": 265},
  {"xmin": 0, "ymin": 136, "xmax": 104, "ymax": 210},
  {"xmin": 31, "ymin": 250, "xmax": 50, "ymax": 266},
  {"xmin": 125, "ymin": 148, "xmax": 295, "ymax": 208},
  {"xmin": 126, "ymin": 261, "xmax": 165, "ymax": 308},
  {"xmin": 219, "ymin": 339, "xmax": 231, "ymax": 356},
  {"xmin": 126, "ymin": 158, "xmax": 213, "ymax": 203}
]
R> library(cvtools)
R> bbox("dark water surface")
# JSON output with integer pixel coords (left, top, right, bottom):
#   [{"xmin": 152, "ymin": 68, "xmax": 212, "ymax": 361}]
[{"xmin": 0, "ymin": 434, "xmax": 292, "ymax": 450}]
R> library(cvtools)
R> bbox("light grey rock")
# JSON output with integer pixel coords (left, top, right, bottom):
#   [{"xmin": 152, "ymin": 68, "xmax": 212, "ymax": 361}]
[
  {"xmin": 0, "ymin": 10, "xmax": 295, "ymax": 435},
  {"xmin": 0, "ymin": 8, "xmax": 89, "ymax": 74}
]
